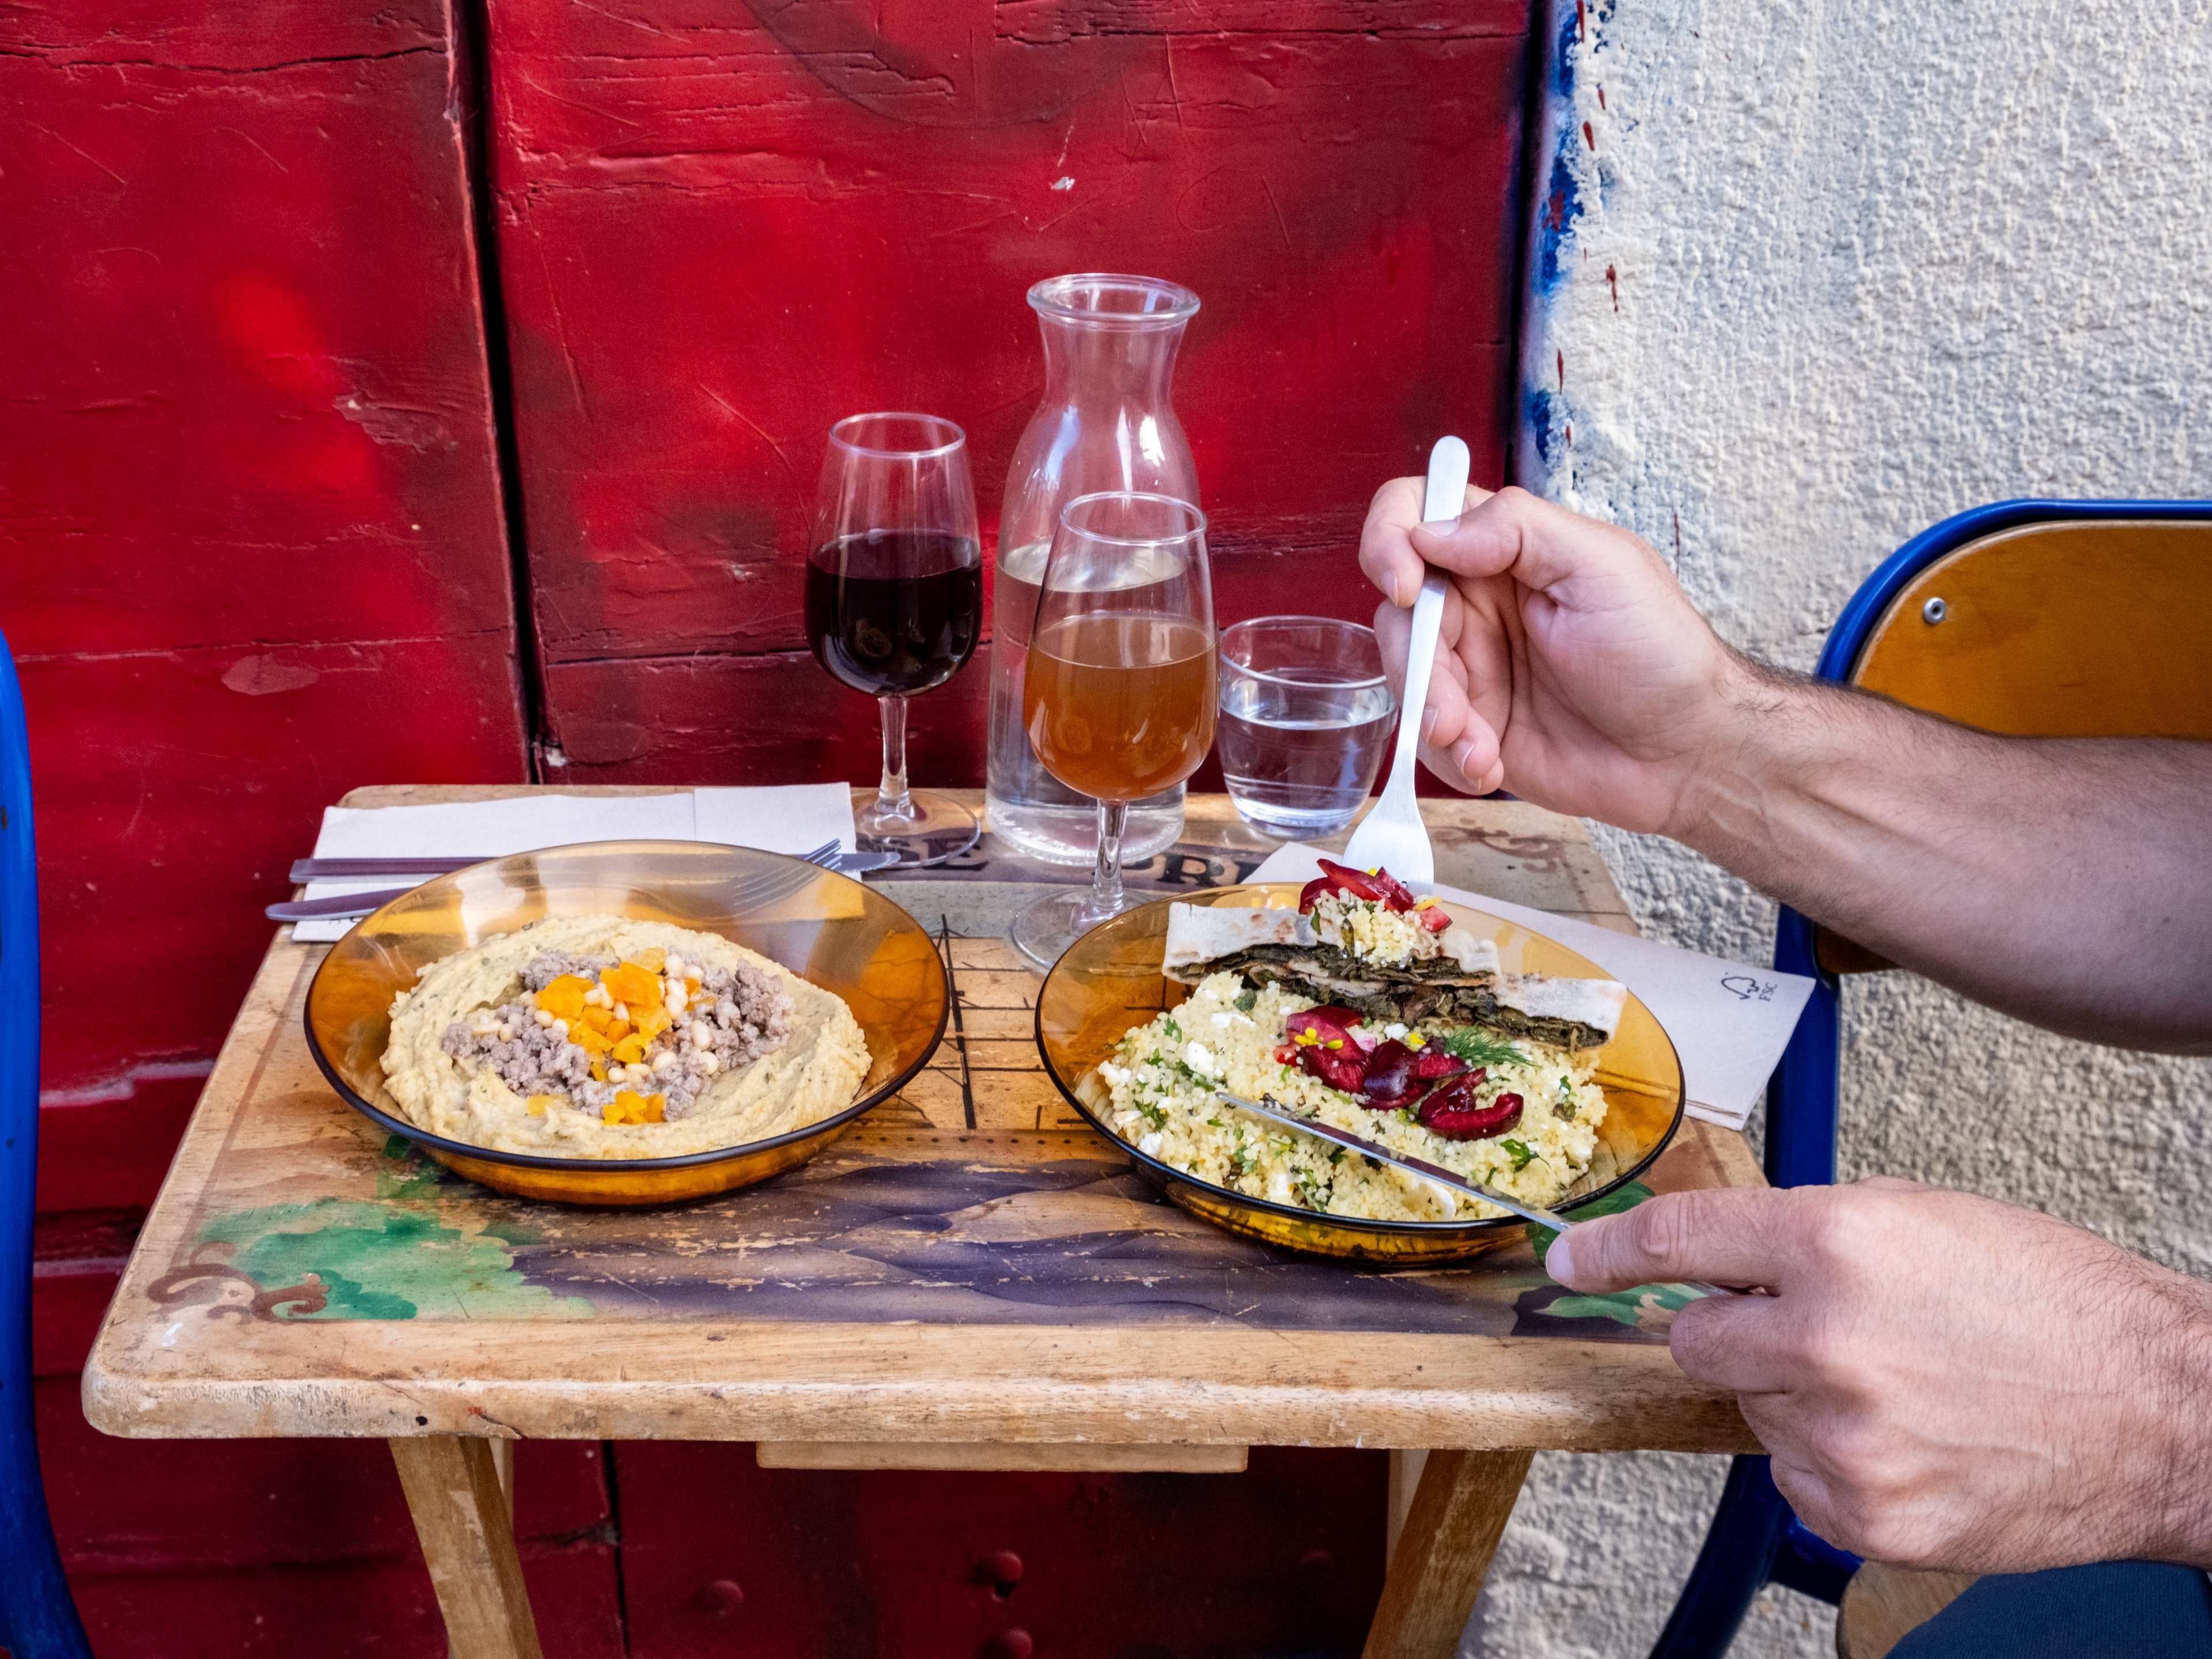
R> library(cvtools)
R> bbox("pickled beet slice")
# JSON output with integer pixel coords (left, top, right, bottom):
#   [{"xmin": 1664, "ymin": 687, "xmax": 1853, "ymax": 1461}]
[
  {"xmin": 1358, "ymin": 1040, "xmax": 1422, "ymax": 1108},
  {"xmin": 1415, "ymin": 904, "xmax": 1452, "ymax": 933},
  {"xmin": 1317, "ymin": 859, "xmax": 1391, "ymax": 902},
  {"xmin": 1346, "ymin": 863, "xmax": 1419, "ymax": 912},
  {"xmin": 1415, "ymin": 1077, "xmax": 1524, "ymax": 1141},
  {"xmin": 1415, "ymin": 1051, "xmax": 1474, "ymax": 1082},
  {"xmin": 1283, "ymin": 1005, "xmax": 1363, "ymax": 1047},
  {"xmin": 1295, "ymin": 1043, "xmax": 1370, "ymax": 1094}
]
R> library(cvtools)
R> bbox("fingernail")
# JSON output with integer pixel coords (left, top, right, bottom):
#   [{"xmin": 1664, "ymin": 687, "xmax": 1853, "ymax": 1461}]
[
  {"xmin": 1418, "ymin": 517, "xmax": 1460, "ymax": 536},
  {"xmin": 1547, "ymin": 1234, "xmax": 1575, "ymax": 1285},
  {"xmin": 1455, "ymin": 740, "xmax": 1482, "ymax": 774},
  {"xmin": 1387, "ymin": 575, "xmax": 1407, "ymax": 607},
  {"xmin": 1421, "ymin": 705, "xmax": 1440, "ymax": 741}
]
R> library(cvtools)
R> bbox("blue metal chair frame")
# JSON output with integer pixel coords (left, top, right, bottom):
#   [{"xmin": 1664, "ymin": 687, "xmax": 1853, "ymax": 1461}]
[
  {"xmin": 1648, "ymin": 499, "xmax": 2211, "ymax": 1657},
  {"xmin": 0, "ymin": 629, "xmax": 93, "ymax": 1657}
]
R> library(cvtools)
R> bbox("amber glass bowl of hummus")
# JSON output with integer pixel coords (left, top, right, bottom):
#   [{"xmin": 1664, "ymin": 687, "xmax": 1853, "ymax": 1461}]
[
  {"xmin": 1035, "ymin": 884, "xmax": 1685, "ymax": 1263},
  {"xmin": 304, "ymin": 842, "xmax": 949, "ymax": 1206}
]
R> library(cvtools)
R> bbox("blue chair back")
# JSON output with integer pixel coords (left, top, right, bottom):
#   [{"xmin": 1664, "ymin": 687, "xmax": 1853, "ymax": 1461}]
[
  {"xmin": 0, "ymin": 631, "xmax": 93, "ymax": 1656},
  {"xmin": 1650, "ymin": 499, "xmax": 2212, "ymax": 1658}
]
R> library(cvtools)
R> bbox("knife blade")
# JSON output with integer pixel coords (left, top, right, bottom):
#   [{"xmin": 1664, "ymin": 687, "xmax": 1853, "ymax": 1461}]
[
  {"xmin": 1213, "ymin": 1088, "xmax": 1747, "ymax": 1297},
  {"xmin": 266, "ymin": 850, "xmax": 895, "ymax": 922},
  {"xmin": 287, "ymin": 849, "xmax": 900, "ymax": 882}
]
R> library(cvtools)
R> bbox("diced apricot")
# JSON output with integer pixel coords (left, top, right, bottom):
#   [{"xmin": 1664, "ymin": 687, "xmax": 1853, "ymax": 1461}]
[
  {"xmin": 603, "ymin": 1020, "xmax": 631, "ymax": 1044},
  {"xmin": 525, "ymin": 1094, "xmax": 557, "ymax": 1118},
  {"xmin": 589, "ymin": 1058, "xmax": 608, "ymax": 1084},
  {"xmin": 576, "ymin": 1006, "xmax": 613, "ymax": 1036},
  {"xmin": 632, "ymin": 1006, "xmax": 672, "ymax": 1044},
  {"xmin": 627, "ymin": 946, "xmax": 667, "ymax": 972},
  {"xmin": 601, "ymin": 962, "xmax": 661, "ymax": 1010},
  {"xmin": 533, "ymin": 975, "xmax": 590, "ymax": 1022},
  {"xmin": 610, "ymin": 1035, "xmax": 646, "ymax": 1066},
  {"xmin": 604, "ymin": 1089, "xmax": 666, "ymax": 1126},
  {"xmin": 570, "ymin": 1023, "xmax": 612, "ymax": 1056}
]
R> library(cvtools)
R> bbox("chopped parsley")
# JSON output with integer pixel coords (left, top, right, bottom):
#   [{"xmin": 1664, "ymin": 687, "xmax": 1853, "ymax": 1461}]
[
  {"xmin": 1293, "ymin": 1166, "xmax": 1332, "ymax": 1210},
  {"xmin": 1436, "ymin": 1027, "xmax": 1529, "ymax": 1069},
  {"xmin": 1234, "ymin": 988, "xmax": 1258, "ymax": 1013},
  {"xmin": 1500, "ymin": 1138, "xmax": 1536, "ymax": 1172},
  {"xmin": 1135, "ymin": 1101, "xmax": 1168, "ymax": 1129},
  {"xmin": 1161, "ymin": 1016, "xmax": 1183, "ymax": 1040}
]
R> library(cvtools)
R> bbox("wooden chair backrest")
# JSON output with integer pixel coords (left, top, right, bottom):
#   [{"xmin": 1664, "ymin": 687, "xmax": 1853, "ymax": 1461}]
[{"xmin": 1820, "ymin": 517, "xmax": 2212, "ymax": 975}]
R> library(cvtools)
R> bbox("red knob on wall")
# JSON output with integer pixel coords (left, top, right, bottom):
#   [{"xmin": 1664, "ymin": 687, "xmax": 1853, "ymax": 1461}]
[
  {"xmin": 698, "ymin": 1578, "xmax": 745, "ymax": 1616},
  {"xmin": 982, "ymin": 1630, "xmax": 1033, "ymax": 1659},
  {"xmin": 975, "ymin": 1548, "xmax": 1024, "ymax": 1596}
]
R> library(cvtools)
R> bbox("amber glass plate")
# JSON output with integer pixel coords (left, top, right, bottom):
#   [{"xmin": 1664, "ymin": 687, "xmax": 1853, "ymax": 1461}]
[
  {"xmin": 305, "ymin": 841, "xmax": 948, "ymax": 1207},
  {"xmin": 1035, "ymin": 884, "xmax": 1684, "ymax": 1263}
]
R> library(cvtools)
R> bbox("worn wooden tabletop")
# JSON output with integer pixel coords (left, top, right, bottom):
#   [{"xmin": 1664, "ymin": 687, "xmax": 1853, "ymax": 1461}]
[
  {"xmin": 85, "ymin": 789, "xmax": 1759, "ymax": 1456},
  {"xmin": 82, "ymin": 787, "xmax": 1766, "ymax": 1659}
]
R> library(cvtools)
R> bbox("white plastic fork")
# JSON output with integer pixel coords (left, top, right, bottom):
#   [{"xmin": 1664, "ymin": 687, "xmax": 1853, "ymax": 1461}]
[{"xmin": 1340, "ymin": 435, "xmax": 1471, "ymax": 888}]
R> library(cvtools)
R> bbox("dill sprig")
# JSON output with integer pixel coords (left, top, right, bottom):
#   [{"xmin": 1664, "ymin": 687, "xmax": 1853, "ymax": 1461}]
[{"xmin": 1434, "ymin": 1027, "xmax": 1529, "ymax": 1069}]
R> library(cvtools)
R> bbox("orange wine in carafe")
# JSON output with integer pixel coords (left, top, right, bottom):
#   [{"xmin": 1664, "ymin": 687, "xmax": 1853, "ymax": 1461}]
[{"xmin": 1021, "ymin": 613, "xmax": 1217, "ymax": 802}]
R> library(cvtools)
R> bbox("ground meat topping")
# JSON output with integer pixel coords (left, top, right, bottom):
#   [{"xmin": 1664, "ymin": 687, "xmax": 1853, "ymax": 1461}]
[
  {"xmin": 440, "ymin": 999, "xmax": 608, "ymax": 1105},
  {"xmin": 438, "ymin": 949, "xmax": 795, "ymax": 1124},
  {"xmin": 517, "ymin": 949, "xmax": 615, "ymax": 992}
]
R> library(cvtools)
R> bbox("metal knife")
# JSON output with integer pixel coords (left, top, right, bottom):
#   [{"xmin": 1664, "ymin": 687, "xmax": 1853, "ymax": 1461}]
[
  {"xmin": 1213, "ymin": 1088, "xmax": 1747, "ymax": 1297},
  {"xmin": 267, "ymin": 850, "xmax": 899, "ymax": 922}
]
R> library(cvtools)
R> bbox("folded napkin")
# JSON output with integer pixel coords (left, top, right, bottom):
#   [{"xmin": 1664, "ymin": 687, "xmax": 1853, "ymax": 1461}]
[
  {"xmin": 289, "ymin": 786, "xmax": 857, "ymax": 944},
  {"xmin": 1247, "ymin": 844, "xmax": 1813, "ymax": 1131}
]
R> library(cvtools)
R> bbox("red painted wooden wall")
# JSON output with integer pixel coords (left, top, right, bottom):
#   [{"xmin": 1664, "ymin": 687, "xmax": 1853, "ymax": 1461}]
[
  {"xmin": 488, "ymin": 0, "xmax": 1530, "ymax": 787},
  {"xmin": 2, "ymin": 0, "xmax": 556, "ymax": 1642},
  {"xmin": 6, "ymin": 0, "xmax": 1535, "ymax": 1647}
]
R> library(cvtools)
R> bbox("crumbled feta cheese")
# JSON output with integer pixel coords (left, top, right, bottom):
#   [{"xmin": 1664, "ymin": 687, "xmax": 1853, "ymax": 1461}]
[
  {"xmin": 1099, "ymin": 1060, "xmax": 1132, "ymax": 1088},
  {"xmin": 1384, "ymin": 1022, "xmax": 1409, "ymax": 1041},
  {"xmin": 1183, "ymin": 1040, "xmax": 1218, "ymax": 1077},
  {"xmin": 1137, "ymin": 1131, "xmax": 1163, "ymax": 1156}
]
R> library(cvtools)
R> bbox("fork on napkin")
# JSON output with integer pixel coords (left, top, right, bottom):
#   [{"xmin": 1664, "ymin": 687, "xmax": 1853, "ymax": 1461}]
[{"xmin": 281, "ymin": 786, "xmax": 859, "ymax": 944}]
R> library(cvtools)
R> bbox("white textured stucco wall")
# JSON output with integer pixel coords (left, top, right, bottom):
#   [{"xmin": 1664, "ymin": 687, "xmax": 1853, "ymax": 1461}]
[{"xmin": 1473, "ymin": 3, "xmax": 2212, "ymax": 1656}]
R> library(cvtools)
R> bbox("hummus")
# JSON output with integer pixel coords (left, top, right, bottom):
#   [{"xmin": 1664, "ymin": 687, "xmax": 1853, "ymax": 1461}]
[{"xmin": 381, "ymin": 914, "xmax": 870, "ymax": 1158}]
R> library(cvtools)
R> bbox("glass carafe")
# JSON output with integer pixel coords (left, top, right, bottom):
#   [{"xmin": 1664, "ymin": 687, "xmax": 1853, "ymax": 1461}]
[{"xmin": 986, "ymin": 273, "xmax": 1201, "ymax": 864}]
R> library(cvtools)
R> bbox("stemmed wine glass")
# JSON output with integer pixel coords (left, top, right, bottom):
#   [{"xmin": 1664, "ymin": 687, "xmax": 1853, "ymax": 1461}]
[
  {"xmin": 805, "ymin": 413, "xmax": 984, "ymax": 866},
  {"xmin": 1011, "ymin": 491, "xmax": 1216, "ymax": 968}
]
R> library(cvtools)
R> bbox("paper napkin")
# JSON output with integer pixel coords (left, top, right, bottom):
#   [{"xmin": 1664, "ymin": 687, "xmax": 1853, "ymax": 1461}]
[
  {"xmin": 1247, "ymin": 844, "xmax": 1813, "ymax": 1131},
  {"xmin": 289, "ymin": 786, "xmax": 857, "ymax": 944}
]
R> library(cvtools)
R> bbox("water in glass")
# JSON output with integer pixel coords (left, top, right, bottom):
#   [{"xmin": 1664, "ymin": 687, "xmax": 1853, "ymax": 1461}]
[{"xmin": 1216, "ymin": 616, "xmax": 1396, "ymax": 839}]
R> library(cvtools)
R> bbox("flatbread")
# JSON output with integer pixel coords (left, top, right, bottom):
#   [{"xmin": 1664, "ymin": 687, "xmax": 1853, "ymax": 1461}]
[
  {"xmin": 1161, "ymin": 902, "xmax": 1502, "ymax": 1020},
  {"xmin": 1159, "ymin": 904, "xmax": 1625, "ymax": 1047},
  {"xmin": 1484, "ymin": 973, "xmax": 1628, "ymax": 1050}
]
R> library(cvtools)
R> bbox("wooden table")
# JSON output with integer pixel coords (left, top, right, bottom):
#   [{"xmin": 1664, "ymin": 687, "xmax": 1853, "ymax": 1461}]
[{"xmin": 84, "ymin": 789, "xmax": 1761, "ymax": 1659}]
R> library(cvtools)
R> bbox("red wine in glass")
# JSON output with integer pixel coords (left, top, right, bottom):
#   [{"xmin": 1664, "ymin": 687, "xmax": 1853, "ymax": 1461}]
[
  {"xmin": 809, "ymin": 412, "xmax": 984, "ymax": 867},
  {"xmin": 804, "ymin": 530, "xmax": 983, "ymax": 696}
]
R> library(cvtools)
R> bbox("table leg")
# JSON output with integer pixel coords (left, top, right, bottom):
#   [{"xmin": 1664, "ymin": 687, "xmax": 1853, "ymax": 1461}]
[
  {"xmin": 390, "ymin": 1437, "xmax": 544, "ymax": 1659},
  {"xmin": 444, "ymin": 1442, "xmax": 514, "ymax": 1659},
  {"xmin": 1385, "ymin": 1449, "xmax": 1428, "ymax": 1559},
  {"xmin": 1362, "ymin": 1448, "xmax": 1534, "ymax": 1659}
]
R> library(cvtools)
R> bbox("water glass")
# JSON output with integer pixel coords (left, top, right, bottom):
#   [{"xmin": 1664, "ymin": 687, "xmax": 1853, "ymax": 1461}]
[{"xmin": 1217, "ymin": 616, "xmax": 1396, "ymax": 839}]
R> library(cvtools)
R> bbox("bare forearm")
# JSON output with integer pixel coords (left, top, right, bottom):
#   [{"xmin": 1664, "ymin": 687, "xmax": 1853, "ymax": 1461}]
[
  {"xmin": 1676, "ymin": 662, "xmax": 2212, "ymax": 1050},
  {"xmin": 2140, "ymin": 1268, "xmax": 2212, "ymax": 1568}
]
